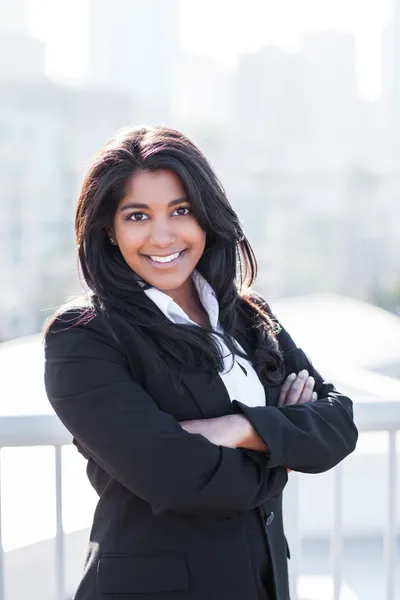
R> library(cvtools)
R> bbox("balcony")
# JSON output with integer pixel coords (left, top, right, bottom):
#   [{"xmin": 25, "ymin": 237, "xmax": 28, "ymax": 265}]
[
  {"xmin": 1, "ymin": 294, "xmax": 399, "ymax": 599},
  {"xmin": 0, "ymin": 401, "xmax": 398, "ymax": 600}
]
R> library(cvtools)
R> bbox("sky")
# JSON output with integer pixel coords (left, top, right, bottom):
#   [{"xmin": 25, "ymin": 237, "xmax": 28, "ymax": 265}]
[{"xmin": 29, "ymin": 0, "xmax": 391, "ymax": 100}]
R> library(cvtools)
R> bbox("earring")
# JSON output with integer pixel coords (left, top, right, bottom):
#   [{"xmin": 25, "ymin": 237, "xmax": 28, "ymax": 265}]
[{"xmin": 109, "ymin": 237, "xmax": 117, "ymax": 245}]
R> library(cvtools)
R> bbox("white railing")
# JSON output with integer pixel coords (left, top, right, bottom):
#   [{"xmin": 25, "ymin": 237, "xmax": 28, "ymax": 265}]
[
  {"xmin": 285, "ymin": 400, "xmax": 400, "ymax": 600},
  {"xmin": 0, "ymin": 401, "xmax": 398, "ymax": 600},
  {"xmin": 0, "ymin": 416, "xmax": 71, "ymax": 600}
]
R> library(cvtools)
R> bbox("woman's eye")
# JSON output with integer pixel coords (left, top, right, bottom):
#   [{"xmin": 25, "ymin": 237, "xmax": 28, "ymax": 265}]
[
  {"xmin": 174, "ymin": 206, "xmax": 191, "ymax": 216},
  {"xmin": 128, "ymin": 212, "xmax": 149, "ymax": 221},
  {"xmin": 127, "ymin": 207, "xmax": 190, "ymax": 221}
]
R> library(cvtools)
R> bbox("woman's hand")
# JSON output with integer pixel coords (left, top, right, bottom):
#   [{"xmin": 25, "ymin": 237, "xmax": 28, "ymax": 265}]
[
  {"xmin": 180, "ymin": 414, "xmax": 251, "ymax": 449},
  {"xmin": 278, "ymin": 370, "xmax": 318, "ymax": 407}
]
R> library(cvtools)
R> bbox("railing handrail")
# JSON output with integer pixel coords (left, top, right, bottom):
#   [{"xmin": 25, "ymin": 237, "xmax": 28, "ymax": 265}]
[
  {"xmin": 0, "ymin": 414, "xmax": 71, "ymax": 447},
  {"xmin": 0, "ymin": 399, "xmax": 398, "ymax": 447},
  {"xmin": 0, "ymin": 399, "xmax": 397, "ymax": 600},
  {"xmin": 353, "ymin": 400, "xmax": 400, "ymax": 432}
]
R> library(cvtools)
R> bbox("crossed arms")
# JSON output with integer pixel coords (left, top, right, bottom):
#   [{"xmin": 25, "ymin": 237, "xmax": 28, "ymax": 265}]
[{"xmin": 44, "ymin": 311, "xmax": 358, "ymax": 517}]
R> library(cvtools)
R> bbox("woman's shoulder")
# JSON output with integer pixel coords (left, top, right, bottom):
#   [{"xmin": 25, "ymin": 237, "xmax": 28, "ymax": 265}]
[
  {"xmin": 242, "ymin": 290, "xmax": 298, "ymax": 354},
  {"xmin": 44, "ymin": 295, "xmax": 95, "ymax": 331},
  {"xmin": 237, "ymin": 290, "xmax": 287, "ymax": 354},
  {"xmin": 43, "ymin": 295, "xmax": 113, "ymax": 349},
  {"xmin": 238, "ymin": 289, "xmax": 278, "ymax": 326},
  {"xmin": 43, "ymin": 296, "xmax": 127, "ymax": 366}
]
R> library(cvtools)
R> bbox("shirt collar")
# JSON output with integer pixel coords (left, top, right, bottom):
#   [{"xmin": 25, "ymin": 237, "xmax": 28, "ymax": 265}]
[{"xmin": 143, "ymin": 270, "xmax": 220, "ymax": 329}]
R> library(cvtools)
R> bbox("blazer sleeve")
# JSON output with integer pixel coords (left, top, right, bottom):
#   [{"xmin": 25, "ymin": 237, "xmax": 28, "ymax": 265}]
[
  {"xmin": 233, "ymin": 302, "xmax": 358, "ymax": 474},
  {"xmin": 44, "ymin": 312, "xmax": 288, "ymax": 517}
]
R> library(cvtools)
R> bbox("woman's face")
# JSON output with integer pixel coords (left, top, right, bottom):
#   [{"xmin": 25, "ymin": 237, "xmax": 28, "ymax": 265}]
[{"xmin": 112, "ymin": 169, "xmax": 206, "ymax": 292}]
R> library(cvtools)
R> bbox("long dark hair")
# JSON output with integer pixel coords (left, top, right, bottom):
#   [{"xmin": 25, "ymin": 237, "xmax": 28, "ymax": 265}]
[{"xmin": 46, "ymin": 126, "xmax": 284, "ymax": 387}]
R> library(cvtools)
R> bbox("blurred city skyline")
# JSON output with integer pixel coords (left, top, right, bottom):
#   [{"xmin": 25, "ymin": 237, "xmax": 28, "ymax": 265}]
[
  {"xmin": 1, "ymin": 0, "xmax": 399, "ymax": 342},
  {"xmin": 28, "ymin": 0, "xmax": 390, "ymax": 99}
]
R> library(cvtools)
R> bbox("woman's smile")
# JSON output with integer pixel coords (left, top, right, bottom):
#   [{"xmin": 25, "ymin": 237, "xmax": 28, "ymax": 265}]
[{"xmin": 142, "ymin": 248, "xmax": 188, "ymax": 268}]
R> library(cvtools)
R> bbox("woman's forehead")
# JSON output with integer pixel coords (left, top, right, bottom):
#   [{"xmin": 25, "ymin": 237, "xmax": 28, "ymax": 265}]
[{"xmin": 122, "ymin": 169, "xmax": 185, "ymax": 204}]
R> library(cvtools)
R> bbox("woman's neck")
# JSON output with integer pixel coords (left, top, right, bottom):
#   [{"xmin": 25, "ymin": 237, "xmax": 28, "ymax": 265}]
[{"xmin": 166, "ymin": 276, "xmax": 210, "ymax": 327}]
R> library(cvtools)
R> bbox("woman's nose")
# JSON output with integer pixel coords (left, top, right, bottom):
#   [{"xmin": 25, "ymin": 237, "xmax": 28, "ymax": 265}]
[{"xmin": 148, "ymin": 221, "xmax": 177, "ymax": 248}]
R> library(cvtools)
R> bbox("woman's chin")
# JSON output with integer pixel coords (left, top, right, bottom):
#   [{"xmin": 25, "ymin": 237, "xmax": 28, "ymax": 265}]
[{"xmin": 146, "ymin": 273, "xmax": 191, "ymax": 292}]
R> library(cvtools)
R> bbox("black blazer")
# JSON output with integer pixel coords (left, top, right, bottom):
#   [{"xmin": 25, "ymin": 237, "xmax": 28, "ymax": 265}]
[{"xmin": 44, "ymin": 302, "xmax": 358, "ymax": 600}]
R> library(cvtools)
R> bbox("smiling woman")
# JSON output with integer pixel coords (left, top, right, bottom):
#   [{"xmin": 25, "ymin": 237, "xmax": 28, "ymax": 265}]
[
  {"xmin": 71, "ymin": 125, "xmax": 260, "ymax": 372},
  {"xmin": 110, "ymin": 169, "xmax": 207, "ymax": 307},
  {"xmin": 43, "ymin": 125, "xmax": 358, "ymax": 600}
]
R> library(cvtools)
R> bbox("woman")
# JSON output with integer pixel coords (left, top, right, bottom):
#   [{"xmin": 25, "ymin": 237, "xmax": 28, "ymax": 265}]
[{"xmin": 44, "ymin": 126, "xmax": 358, "ymax": 600}]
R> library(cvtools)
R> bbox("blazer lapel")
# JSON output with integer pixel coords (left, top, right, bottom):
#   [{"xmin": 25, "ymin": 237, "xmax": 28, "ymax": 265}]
[
  {"xmin": 178, "ymin": 316, "xmax": 253, "ymax": 417},
  {"xmin": 179, "ymin": 314, "xmax": 274, "ymax": 416},
  {"xmin": 179, "ymin": 366, "xmax": 233, "ymax": 418}
]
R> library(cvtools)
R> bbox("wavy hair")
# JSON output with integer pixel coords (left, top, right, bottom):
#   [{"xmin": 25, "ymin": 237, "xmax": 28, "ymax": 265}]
[{"xmin": 46, "ymin": 126, "xmax": 284, "ymax": 388}]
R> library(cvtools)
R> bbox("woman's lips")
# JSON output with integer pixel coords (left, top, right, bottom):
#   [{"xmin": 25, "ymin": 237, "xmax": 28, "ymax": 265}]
[{"xmin": 143, "ymin": 249, "xmax": 187, "ymax": 269}]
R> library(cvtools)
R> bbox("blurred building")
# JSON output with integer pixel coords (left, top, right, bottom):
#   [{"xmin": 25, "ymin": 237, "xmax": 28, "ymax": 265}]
[
  {"xmin": 234, "ymin": 45, "xmax": 308, "ymax": 172},
  {"xmin": 0, "ymin": 0, "xmax": 44, "ymax": 80},
  {"xmin": 0, "ymin": 80, "xmax": 135, "ymax": 341},
  {"xmin": 233, "ymin": 32, "xmax": 370, "ymax": 173},
  {"xmin": 0, "ymin": 73, "xmax": 80, "ymax": 340},
  {"xmin": 222, "ymin": 29, "xmax": 398, "ymax": 302},
  {"xmin": 172, "ymin": 52, "xmax": 233, "ymax": 136},
  {"xmin": 299, "ymin": 31, "xmax": 363, "ymax": 172},
  {"xmin": 0, "ymin": 0, "xmax": 69, "ymax": 340},
  {"xmin": 383, "ymin": 0, "xmax": 400, "ymax": 165},
  {"xmin": 0, "ymin": 0, "xmax": 29, "ymax": 33},
  {"xmin": 88, "ymin": 0, "xmax": 180, "ymax": 123},
  {"xmin": 0, "ymin": 0, "xmax": 138, "ymax": 342},
  {"xmin": 68, "ymin": 85, "xmax": 135, "ymax": 178}
]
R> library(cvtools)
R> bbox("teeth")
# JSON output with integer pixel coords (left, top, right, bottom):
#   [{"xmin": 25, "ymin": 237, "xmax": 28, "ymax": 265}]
[{"xmin": 149, "ymin": 251, "xmax": 181, "ymax": 263}]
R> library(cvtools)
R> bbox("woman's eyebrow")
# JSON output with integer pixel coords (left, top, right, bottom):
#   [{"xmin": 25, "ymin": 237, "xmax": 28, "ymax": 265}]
[{"xmin": 119, "ymin": 196, "xmax": 188, "ymax": 212}]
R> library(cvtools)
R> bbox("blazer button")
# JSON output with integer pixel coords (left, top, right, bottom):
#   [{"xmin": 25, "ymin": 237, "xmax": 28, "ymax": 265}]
[{"xmin": 265, "ymin": 512, "xmax": 274, "ymax": 526}]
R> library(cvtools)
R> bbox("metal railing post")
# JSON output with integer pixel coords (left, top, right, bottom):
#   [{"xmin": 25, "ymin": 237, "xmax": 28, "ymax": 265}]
[
  {"xmin": 385, "ymin": 431, "xmax": 398, "ymax": 600},
  {"xmin": 55, "ymin": 445, "xmax": 66, "ymax": 600},
  {"xmin": 331, "ymin": 463, "xmax": 343, "ymax": 600},
  {"xmin": 0, "ymin": 449, "xmax": 4, "ymax": 600}
]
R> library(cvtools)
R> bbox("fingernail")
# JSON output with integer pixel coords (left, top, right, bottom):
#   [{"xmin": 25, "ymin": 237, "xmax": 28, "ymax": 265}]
[
  {"xmin": 299, "ymin": 369, "xmax": 308, "ymax": 377},
  {"xmin": 288, "ymin": 373, "xmax": 296, "ymax": 380}
]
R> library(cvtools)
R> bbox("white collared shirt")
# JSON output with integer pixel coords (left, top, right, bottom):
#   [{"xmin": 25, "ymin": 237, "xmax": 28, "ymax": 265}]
[{"xmin": 144, "ymin": 270, "xmax": 266, "ymax": 408}]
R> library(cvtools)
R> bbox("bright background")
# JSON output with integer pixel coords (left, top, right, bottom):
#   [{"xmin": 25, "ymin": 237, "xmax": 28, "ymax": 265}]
[{"xmin": 0, "ymin": 1, "xmax": 400, "ymax": 598}]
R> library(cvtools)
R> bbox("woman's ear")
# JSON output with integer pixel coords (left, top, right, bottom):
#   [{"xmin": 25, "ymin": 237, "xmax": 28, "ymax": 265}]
[{"xmin": 106, "ymin": 229, "xmax": 118, "ymax": 246}]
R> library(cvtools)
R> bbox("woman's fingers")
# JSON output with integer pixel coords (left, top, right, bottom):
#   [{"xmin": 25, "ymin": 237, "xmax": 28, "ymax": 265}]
[
  {"xmin": 279, "ymin": 371, "xmax": 318, "ymax": 406},
  {"xmin": 297, "ymin": 375, "xmax": 315, "ymax": 404},
  {"xmin": 284, "ymin": 369, "xmax": 310, "ymax": 405},
  {"xmin": 278, "ymin": 373, "xmax": 297, "ymax": 405}
]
